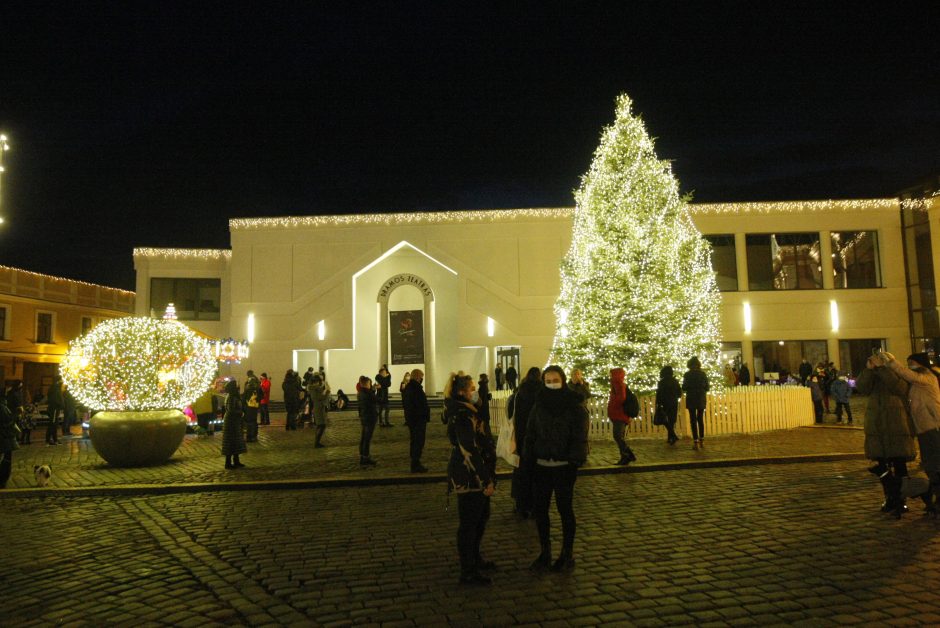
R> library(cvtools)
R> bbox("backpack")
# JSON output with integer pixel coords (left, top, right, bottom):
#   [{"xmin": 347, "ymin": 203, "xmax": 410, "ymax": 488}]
[{"xmin": 622, "ymin": 386, "xmax": 640, "ymax": 418}]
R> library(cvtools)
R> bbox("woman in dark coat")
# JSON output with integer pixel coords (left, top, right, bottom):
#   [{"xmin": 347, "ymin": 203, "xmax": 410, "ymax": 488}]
[
  {"xmin": 477, "ymin": 373, "xmax": 492, "ymax": 434},
  {"xmin": 524, "ymin": 366, "xmax": 590, "ymax": 573},
  {"xmin": 222, "ymin": 379, "xmax": 247, "ymax": 469},
  {"xmin": 656, "ymin": 365, "xmax": 682, "ymax": 445},
  {"xmin": 510, "ymin": 366, "xmax": 542, "ymax": 517},
  {"xmin": 682, "ymin": 356, "xmax": 710, "ymax": 449},
  {"xmin": 282, "ymin": 370, "xmax": 302, "ymax": 431},
  {"xmin": 445, "ymin": 373, "xmax": 497, "ymax": 585},
  {"xmin": 357, "ymin": 376, "xmax": 378, "ymax": 466},
  {"xmin": 855, "ymin": 354, "xmax": 916, "ymax": 516}
]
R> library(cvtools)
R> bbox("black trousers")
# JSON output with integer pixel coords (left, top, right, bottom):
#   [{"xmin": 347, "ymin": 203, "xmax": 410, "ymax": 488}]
[
  {"xmin": 688, "ymin": 407, "xmax": 705, "ymax": 440},
  {"xmin": 456, "ymin": 491, "xmax": 490, "ymax": 574},
  {"xmin": 0, "ymin": 451, "xmax": 11, "ymax": 488},
  {"xmin": 408, "ymin": 421, "xmax": 427, "ymax": 467},
  {"xmin": 245, "ymin": 406, "xmax": 259, "ymax": 441},
  {"xmin": 612, "ymin": 421, "xmax": 631, "ymax": 456},
  {"xmin": 259, "ymin": 403, "xmax": 270, "ymax": 425},
  {"xmin": 835, "ymin": 402, "xmax": 853, "ymax": 422},
  {"xmin": 378, "ymin": 402, "xmax": 390, "ymax": 425},
  {"xmin": 663, "ymin": 404, "xmax": 679, "ymax": 441},
  {"xmin": 532, "ymin": 463, "xmax": 577, "ymax": 550},
  {"xmin": 359, "ymin": 418, "xmax": 377, "ymax": 458}
]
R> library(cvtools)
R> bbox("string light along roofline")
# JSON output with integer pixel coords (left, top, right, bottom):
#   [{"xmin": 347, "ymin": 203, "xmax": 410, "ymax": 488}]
[
  {"xmin": 133, "ymin": 248, "xmax": 232, "ymax": 261},
  {"xmin": 228, "ymin": 198, "xmax": 925, "ymax": 231},
  {"xmin": 0, "ymin": 264, "xmax": 136, "ymax": 296}
]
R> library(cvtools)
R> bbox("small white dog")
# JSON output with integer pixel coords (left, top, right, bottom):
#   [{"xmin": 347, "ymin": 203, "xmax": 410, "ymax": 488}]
[{"xmin": 34, "ymin": 464, "xmax": 52, "ymax": 487}]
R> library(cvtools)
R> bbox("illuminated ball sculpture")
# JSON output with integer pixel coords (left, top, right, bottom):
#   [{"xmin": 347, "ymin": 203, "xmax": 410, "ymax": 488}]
[{"xmin": 61, "ymin": 317, "xmax": 217, "ymax": 466}]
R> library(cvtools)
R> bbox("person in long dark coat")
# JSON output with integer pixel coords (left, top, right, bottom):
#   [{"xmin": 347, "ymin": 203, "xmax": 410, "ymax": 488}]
[
  {"xmin": 282, "ymin": 369, "xmax": 302, "ymax": 431},
  {"xmin": 738, "ymin": 363, "xmax": 751, "ymax": 386},
  {"xmin": 375, "ymin": 366, "xmax": 392, "ymax": 427},
  {"xmin": 402, "ymin": 369, "xmax": 431, "ymax": 472},
  {"xmin": 505, "ymin": 365, "xmax": 518, "ymax": 392},
  {"xmin": 357, "ymin": 376, "xmax": 379, "ymax": 466},
  {"xmin": 656, "ymin": 365, "xmax": 682, "ymax": 445},
  {"xmin": 222, "ymin": 379, "xmax": 247, "ymax": 469},
  {"xmin": 477, "ymin": 374, "xmax": 492, "ymax": 435},
  {"xmin": 510, "ymin": 366, "xmax": 541, "ymax": 517},
  {"xmin": 45, "ymin": 376, "xmax": 64, "ymax": 445},
  {"xmin": 682, "ymin": 356, "xmax": 710, "ymax": 449},
  {"xmin": 494, "ymin": 365, "xmax": 504, "ymax": 391}
]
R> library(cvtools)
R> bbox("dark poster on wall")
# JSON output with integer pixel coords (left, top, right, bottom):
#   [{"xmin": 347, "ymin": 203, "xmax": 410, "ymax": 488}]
[{"xmin": 390, "ymin": 309, "xmax": 425, "ymax": 365}]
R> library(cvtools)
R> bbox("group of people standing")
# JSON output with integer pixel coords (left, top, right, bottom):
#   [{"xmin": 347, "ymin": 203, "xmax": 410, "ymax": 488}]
[
  {"xmin": 445, "ymin": 364, "xmax": 589, "ymax": 585},
  {"xmin": 859, "ymin": 351, "xmax": 940, "ymax": 518}
]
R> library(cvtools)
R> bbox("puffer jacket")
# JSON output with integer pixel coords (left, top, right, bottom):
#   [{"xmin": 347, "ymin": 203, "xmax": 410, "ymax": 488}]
[
  {"xmin": 524, "ymin": 386, "xmax": 590, "ymax": 466},
  {"xmin": 607, "ymin": 367, "xmax": 631, "ymax": 424},
  {"xmin": 446, "ymin": 401, "xmax": 496, "ymax": 493},
  {"xmin": 830, "ymin": 378, "xmax": 851, "ymax": 404},
  {"xmin": 511, "ymin": 380, "xmax": 540, "ymax": 455},
  {"xmin": 855, "ymin": 367, "xmax": 916, "ymax": 461},
  {"xmin": 884, "ymin": 359, "xmax": 940, "ymax": 434}
]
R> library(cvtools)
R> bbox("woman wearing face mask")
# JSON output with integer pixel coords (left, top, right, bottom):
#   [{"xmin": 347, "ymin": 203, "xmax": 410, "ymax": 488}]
[
  {"xmin": 881, "ymin": 351, "xmax": 940, "ymax": 514},
  {"xmin": 524, "ymin": 365, "xmax": 590, "ymax": 573},
  {"xmin": 445, "ymin": 373, "xmax": 497, "ymax": 585}
]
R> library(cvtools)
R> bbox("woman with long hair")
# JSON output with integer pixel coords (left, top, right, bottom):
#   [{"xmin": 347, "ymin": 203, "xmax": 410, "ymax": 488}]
[{"xmin": 445, "ymin": 373, "xmax": 497, "ymax": 585}]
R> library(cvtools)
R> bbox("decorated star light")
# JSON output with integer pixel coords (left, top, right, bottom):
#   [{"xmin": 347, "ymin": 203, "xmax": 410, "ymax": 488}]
[
  {"xmin": 60, "ymin": 317, "xmax": 217, "ymax": 411},
  {"xmin": 550, "ymin": 94, "xmax": 722, "ymax": 391}
]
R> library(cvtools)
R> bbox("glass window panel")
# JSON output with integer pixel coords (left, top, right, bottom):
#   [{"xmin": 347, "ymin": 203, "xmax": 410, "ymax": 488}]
[
  {"xmin": 746, "ymin": 235, "xmax": 774, "ymax": 290},
  {"xmin": 705, "ymin": 235, "xmax": 738, "ymax": 291},
  {"xmin": 36, "ymin": 313, "xmax": 53, "ymax": 343},
  {"xmin": 831, "ymin": 231, "xmax": 881, "ymax": 289},
  {"xmin": 0, "ymin": 307, "xmax": 6, "ymax": 338},
  {"xmin": 150, "ymin": 278, "xmax": 222, "ymax": 320}
]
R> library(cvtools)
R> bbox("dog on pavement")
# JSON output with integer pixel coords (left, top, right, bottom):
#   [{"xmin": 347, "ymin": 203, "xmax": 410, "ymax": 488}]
[{"xmin": 34, "ymin": 464, "xmax": 52, "ymax": 487}]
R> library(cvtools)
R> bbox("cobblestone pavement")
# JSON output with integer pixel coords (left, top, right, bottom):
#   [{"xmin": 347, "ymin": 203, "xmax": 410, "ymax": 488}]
[
  {"xmin": 3, "ymin": 459, "xmax": 940, "ymax": 626},
  {"xmin": 1, "ymin": 409, "xmax": 867, "ymax": 491}
]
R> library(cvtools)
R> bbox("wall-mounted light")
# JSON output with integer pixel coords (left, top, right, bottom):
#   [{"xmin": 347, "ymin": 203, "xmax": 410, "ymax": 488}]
[
  {"xmin": 246, "ymin": 313, "xmax": 255, "ymax": 343},
  {"xmin": 743, "ymin": 303, "xmax": 752, "ymax": 334},
  {"xmin": 830, "ymin": 300, "xmax": 840, "ymax": 332},
  {"xmin": 317, "ymin": 319, "xmax": 325, "ymax": 341},
  {"xmin": 486, "ymin": 316, "xmax": 495, "ymax": 338}
]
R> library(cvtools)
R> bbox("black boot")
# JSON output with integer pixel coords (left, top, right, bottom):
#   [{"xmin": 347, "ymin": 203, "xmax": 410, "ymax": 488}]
[
  {"xmin": 529, "ymin": 543, "xmax": 552, "ymax": 572},
  {"xmin": 550, "ymin": 546, "xmax": 575, "ymax": 573}
]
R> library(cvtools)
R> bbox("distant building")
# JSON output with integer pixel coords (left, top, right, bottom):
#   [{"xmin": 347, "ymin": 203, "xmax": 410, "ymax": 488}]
[
  {"xmin": 0, "ymin": 265, "xmax": 135, "ymax": 400},
  {"xmin": 133, "ymin": 190, "xmax": 940, "ymax": 394}
]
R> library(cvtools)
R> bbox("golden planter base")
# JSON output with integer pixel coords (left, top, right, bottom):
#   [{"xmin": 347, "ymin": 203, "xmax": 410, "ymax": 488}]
[{"xmin": 89, "ymin": 410, "xmax": 187, "ymax": 467}]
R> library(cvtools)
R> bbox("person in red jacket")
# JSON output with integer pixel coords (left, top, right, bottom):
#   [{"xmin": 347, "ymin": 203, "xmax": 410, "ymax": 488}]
[
  {"xmin": 607, "ymin": 368, "xmax": 637, "ymax": 465},
  {"xmin": 259, "ymin": 373, "xmax": 272, "ymax": 425}
]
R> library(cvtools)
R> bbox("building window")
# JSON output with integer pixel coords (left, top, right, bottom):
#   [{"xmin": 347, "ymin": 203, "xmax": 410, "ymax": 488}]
[
  {"xmin": 0, "ymin": 305, "xmax": 9, "ymax": 340},
  {"xmin": 150, "ymin": 278, "xmax": 221, "ymax": 321},
  {"xmin": 746, "ymin": 233, "xmax": 821, "ymax": 290},
  {"xmin": 838, "ymin": 339, "xmax": 884, "ymax": 376},
  {"xmin": 752, "ymin": 339, "xmax": 828, "ymax": 382},
  {"xmin": 705, "ymin": 235, "xmax": 738, "ymax": 291},
  {"xmin": 901, "ymin": 203, "xmax": 939, "ymax": 353},
  {"xmin": 36, "ymin": 312, "xmax": 54, "ymax": 344},
  {"xmin": 81, "ymin": 316, "xmax": 93, "ymax": 335},
  {"xmin": 831, "ymin": 231, "xmax": 881, "ymax": 288}
]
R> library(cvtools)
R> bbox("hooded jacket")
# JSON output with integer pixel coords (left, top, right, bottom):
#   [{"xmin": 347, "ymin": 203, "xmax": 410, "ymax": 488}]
[
  {"xmin": 682, "ymin": 366, "xmax": 710, "ymax": 410},
  {"xmin": 607, "ymin": 368, "xmax": 632, "ymax": 424},
  {"xmin": 524, "ymin": 386, "xmax": 590, "ymax": 466},
  {"xmin": 655, "ymin": 366, "xmax": 682, "ymax": 411}
]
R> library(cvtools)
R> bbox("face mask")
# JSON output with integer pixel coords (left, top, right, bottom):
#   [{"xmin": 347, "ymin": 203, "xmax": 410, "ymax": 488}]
[
  {"xmin": 545, "ymin": 382, "xmax": 563, "ymax": 390},
  {"xmin": 470, "ymin": 391, "xmax": 480, "ymax": 403}
]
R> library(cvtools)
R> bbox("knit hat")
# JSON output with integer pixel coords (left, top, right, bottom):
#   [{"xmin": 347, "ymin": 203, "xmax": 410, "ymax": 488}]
[{"xmin": 907, "ymin": 353, "xmax": 933, "ymax": 370}]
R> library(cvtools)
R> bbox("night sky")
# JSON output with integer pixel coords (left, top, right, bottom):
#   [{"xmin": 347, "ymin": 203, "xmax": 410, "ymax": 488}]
[{"xmin": 1, "ymin": 1, "xmax": 937, "ymax": 290}]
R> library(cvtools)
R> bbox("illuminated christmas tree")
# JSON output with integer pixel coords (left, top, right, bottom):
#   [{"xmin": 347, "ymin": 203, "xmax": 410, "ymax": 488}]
[{"xmin": 550, "ymin": 94, "xmax": 722, "ymax": 391}]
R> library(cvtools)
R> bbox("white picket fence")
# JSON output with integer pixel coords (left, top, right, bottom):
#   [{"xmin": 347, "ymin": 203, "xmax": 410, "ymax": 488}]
[{"xmin": 487, "ymin": 385, "xmax": 814, "ymax": 440}]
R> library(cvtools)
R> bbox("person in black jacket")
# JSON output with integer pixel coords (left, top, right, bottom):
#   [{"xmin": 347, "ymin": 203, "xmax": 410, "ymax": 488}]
[
  {"xmin": 682, "ymin": 356, "xmax": 710, "ymax": 449},
  {"xmin": 477, "ymin": 373, "xmax": 492, "ymax": 435},
  {"xmin": 524, "ymin": 365, "xmax": 590, "ymax": 573},
  {"xmin": 656, "ymin": 365, "xmax": 682, "ymax": 445},
  {"xmin": 402, "ymin": 369, "xmax": 431, "ymax": 472},
  {"xmin": 282, "ymin": 369, "xmax": 302, "ymax": 431},
  {"xmin": 375, "ymin": 365, "xmax": 392, "ymax": 427},
  {"xmin": 505, "ymin": 365, "xmax": 518, "ymax": 391},
  {"xmin": 357, "ymin": 376, "xmax": 379, "ymax": 466},
  {"xmin": 510, "ymin": 367, "xmax": 541, "ymax": 517},
  {"xmin": 446, "ymin": 373, "xmax": 497, "ymax": 585}
]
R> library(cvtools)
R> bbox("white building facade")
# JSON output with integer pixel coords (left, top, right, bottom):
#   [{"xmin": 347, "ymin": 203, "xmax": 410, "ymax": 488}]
[{"xmin": 133, "ymin": 195, "xmax": 940, "ymax": 395}]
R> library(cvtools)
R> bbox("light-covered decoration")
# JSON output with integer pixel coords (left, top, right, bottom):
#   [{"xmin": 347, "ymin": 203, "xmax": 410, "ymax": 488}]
[
  {"xmin": 60, "ymin": 317, "xmax": 217, "ymax": 411},
  {"xmin": 550, "ymin": 94, "xmax": 722, "ymax": 391},
  {"xmin": 229, "ymin": 207, "xmax": 574, "ymax": 230},
  {"xmin": 209, "ymin": 338, "xmax": 250, "ymax": 364},
  {"xmin": 163, "ymin": 303, "xmax": 178, "ymax": 320},
  {"xmin": 132, "ymin": 248, "xmax": 232, "ymax": 260},
  {"xmin": 0, "ymin": 264, "xmax": 136, "ymax": 295}
]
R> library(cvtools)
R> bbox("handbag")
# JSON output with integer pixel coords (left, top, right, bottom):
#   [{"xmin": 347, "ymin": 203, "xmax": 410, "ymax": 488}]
[{"xmin": 653, "ymin": 404, "xmax": 666, "ymax": 426}]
